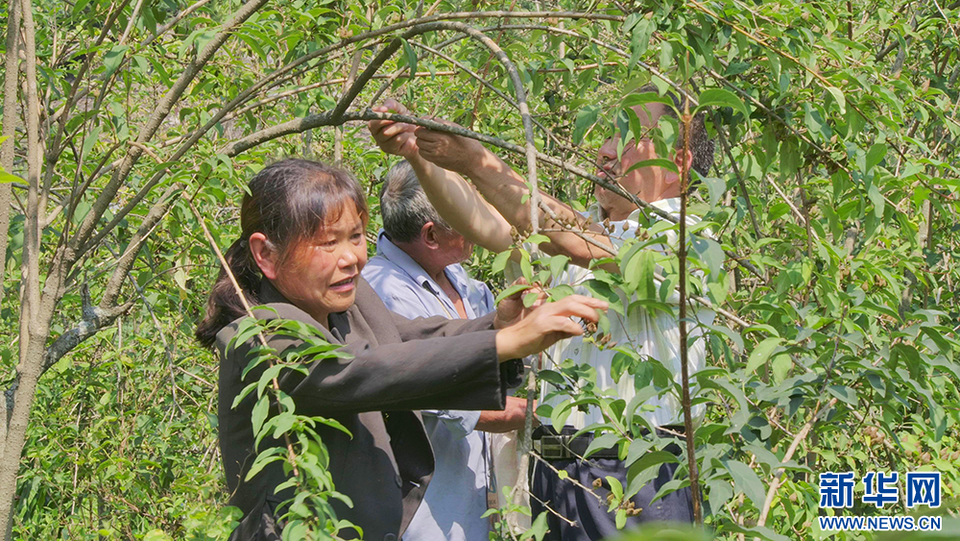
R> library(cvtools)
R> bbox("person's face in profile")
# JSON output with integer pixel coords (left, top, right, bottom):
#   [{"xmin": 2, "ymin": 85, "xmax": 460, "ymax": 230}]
[
  {"xmin": 435, "ymin": 227, "xmax": 474, "ymax": 266},
  {"xmin": 594, "ymin": 102, "xmax": 680, "ymax": 218},
  {"xmin": 273, "ymin": 202, "xmax": 368, "ymax": 322}
]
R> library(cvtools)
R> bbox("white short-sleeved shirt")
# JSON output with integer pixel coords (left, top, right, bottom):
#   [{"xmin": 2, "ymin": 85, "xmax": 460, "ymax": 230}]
[{"xmin": 529, "ymin": 197, "xmax": 715, "ymax": 430}]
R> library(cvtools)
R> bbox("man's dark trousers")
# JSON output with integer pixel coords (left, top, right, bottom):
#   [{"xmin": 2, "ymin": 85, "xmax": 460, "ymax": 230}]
[{"xmin": 531, "ymin": 446, "xmax": 694, "ymax": 540}]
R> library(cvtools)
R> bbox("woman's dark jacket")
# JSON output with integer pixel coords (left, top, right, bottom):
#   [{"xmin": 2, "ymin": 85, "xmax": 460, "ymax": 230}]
[{"xmin": 217, "ymin": 278, "xmax": 506, "ymax": 540}]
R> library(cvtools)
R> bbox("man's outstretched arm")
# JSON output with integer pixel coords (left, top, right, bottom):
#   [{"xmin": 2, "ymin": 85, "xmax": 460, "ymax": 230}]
[
  {"xmin": 368, "ymin": 100, "xmax": 513, "ymax": 253},
  {"xmin": 414, "ymin": 125, "xmax": 618, "ymax": 268}
]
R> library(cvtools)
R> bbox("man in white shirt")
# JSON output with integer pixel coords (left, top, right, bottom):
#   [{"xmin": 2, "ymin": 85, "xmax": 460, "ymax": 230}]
[{"xmin": 368, "ymin": 87, "xmax": 716, "ymax": 540}]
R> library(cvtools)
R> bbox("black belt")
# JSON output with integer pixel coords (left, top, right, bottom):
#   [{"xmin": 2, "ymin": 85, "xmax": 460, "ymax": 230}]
[
  {"xmin": 533, "ymin": 433, "xmax": 619, "ymax": 459},
  {"xmin": 533, "ymin": 426, "xmax": 686, "ymax": 461}
]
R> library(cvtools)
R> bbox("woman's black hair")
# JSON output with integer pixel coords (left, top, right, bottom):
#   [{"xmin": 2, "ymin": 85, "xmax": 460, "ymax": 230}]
[{"xmin": 195, "ymin": 158, "xmax": 368, "ymax": 348}]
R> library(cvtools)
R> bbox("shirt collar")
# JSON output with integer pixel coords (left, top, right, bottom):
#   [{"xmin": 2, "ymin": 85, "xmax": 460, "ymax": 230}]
[
  {"xmin": 589, "ymin": 197, "xmax": 682, "ymax": 223},
  {"xmin": 375, "ymin": 230, "xmax": 466, "ymax": 297}
]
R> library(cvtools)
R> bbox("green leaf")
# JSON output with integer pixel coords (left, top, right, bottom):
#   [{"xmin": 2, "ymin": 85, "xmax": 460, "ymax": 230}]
[
  {"xmin": 538, "ymin": 370, "xmax": 566, "ymax": 386},
  {"xmin": 628, "ymin": 20, "xmax": 655, "ymax": 70},
  {"xmin": 626, "ymin": 451, "xmax": 678, "ymax": 497},
  {"xmin": 746, "ymin": 337, "xmax": 782, "ymax": 374},
  {"xmin": 72, "ymin": 0, "xmax": 91, "ymax": 16},
  {"xmin": 723, "ymin": 459, "xmax": 766, "ymax": 507},
  {"xmin": 143, "ymin": 530, "xmax": 173, "ymax": 541},
  {"xmin": 0, "ymin": 171, "xmax": 22, "ymax": 184},
  {"xmin": 520, "ymin": 252, "xmax": 533, "ymax": 282},
  {"xmin": 867, "ymin": 184, "xmax": 885, "ymax": 217},
  {"xmin": 251, "ymin": 395, "xmax": 270, "ymax": 438},
  {"xmin": 552, "ymin": 400, "xmax": 572, "ymax": 429},
  {"xmin": 315, "ymin": 409, "xmax": 349, "ymax": 432},
  {"xmin": 271, "ymin": 413, "xmax": 297, "ymax": 439},
  {"xmin": 257, "ymin": 363, "xmax": 283, "ymax": 398},
  {"xmin": 622, "ymin": 92, "xmax": 675, "ymax": 109},
  {"xmin": 244, "ymin": 448, "xmax": 284, "ymax": 481},
  {"xmin": 623, "ymin": 158, "xmax": 678, "ymax": 175},
  {"xmin": 696, "ymin": 88, "xmax": 748, "ymax": 117},
  {"xmin": 771, "ymin": 354, "xmax": 791, "ymax": 383},
  {"xmin": 232, "ymin": 382, "xmax": 258, "ymax": 409},
  {"xmin": 827, "ymin": 385, "xmax": 858, "ymax": 406},
  {"xmin": 583, "ymin": 279, "xmax": 624, "ymax": 315},
  {"xmin": 103, "ymin": 45, "xmax": 130, "ymax": 78},
  {"xmin": 401, "ymin": 38, "xmax": 417, "ymax": 77},
  {"xmin": 494, "ymin": 283, "xmax": 532, "ymax": 304},
  {"xmin": 624, "ymin": 250, "xmax": 655, "ymax": 299},
  {"xmin": 607, "ymin": 476, "xmax": 624, "ymax": 500},
  {"xmin": 491, "ymin": 250, "xmax": 512, "ymax": 275},
  {"xmin": 573, "ymin": 104, "xmax": 601, "ymax": 144},
  {"xmin": 549, "ymin": 254, "xmax": 570, "ymax": 279},
  {"xmin": 701, "ymin": 176, "xmax": 726, "ymax": 209},
  {"xmin": 521, "ymin": 512, "xmax": 549, "ymax": 541},
  {"xmin": 825, "ymin": 86, "xmax": 846, "ymax": 114},
  {"xmin": 583, "ymin": 433, "xmax": 621, "ymax": 458},
  {"xmin": 80, "ymin": 126, "xmax": 102, "ymax": 161},
  {"xmin": 691, "ymin": 237, "xmax": 724, "ymax": 276},
  {"xmin": 866, "ymin": 143, "xmax": 887, "ymax": 172}
]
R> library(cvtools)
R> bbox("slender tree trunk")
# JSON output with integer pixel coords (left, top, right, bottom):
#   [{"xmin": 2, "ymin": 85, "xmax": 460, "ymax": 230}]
[
  {"xmin": 0, "ymin": 0, "xmax": 20, "ymax": 307},
  {"xmin": 0, "ymin": 0, "xmax": 53, "ymax": 535}
]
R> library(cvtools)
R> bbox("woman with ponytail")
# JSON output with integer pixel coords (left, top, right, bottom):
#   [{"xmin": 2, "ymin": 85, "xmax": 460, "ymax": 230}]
[{"xmin": 197, "ymin": 158, "xmax": 607, "ymax": 540}]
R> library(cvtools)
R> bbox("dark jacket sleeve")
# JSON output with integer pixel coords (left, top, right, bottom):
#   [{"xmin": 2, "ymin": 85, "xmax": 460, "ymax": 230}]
[
  {"xmin": 218, "ymin": 310, "xmax": 504, "ymax": 418},
  {"xmin": 390, "ymin": 310, "xmax": 498, "ymax": 341}
]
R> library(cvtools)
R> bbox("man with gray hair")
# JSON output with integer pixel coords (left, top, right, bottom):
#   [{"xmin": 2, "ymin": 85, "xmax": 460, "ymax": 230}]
[{"xmin": 362, "ymin": 160, "xmax": 529, "ymax": 541}]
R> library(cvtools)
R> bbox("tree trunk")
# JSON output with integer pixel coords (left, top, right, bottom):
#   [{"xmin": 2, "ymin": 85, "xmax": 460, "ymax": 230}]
[
  {"xmin": 0, "ymin": 321, "xmax": 53, "ymax": 539},
  {"xmin": 0, "ymin": 0, "xmax": 20, "ymax": 306},
  {"xmin": 0, "ymin": 0, "xmax": 48, "ymax": 535}
]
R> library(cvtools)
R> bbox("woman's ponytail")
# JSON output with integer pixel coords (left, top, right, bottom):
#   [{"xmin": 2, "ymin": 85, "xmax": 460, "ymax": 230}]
[{"xmin": 195, "ymin": 236, "xmax": 262, "ymax": 349}]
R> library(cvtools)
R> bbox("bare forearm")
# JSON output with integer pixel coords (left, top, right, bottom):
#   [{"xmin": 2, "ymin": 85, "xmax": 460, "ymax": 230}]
[
  {"xmin": 467, "ymin": 148, "xmax": 616, "ymax": 266},
  {"xmin": 475, "ymin": 396, "xmax": 529, "ymax": 433},
  {"xmin": 407, "ymin": 153, "xmax": 513, "ymax": 252}
]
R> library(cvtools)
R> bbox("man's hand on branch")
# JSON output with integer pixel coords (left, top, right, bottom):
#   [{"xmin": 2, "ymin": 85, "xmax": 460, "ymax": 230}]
[
  {"xmin": 414, "ymin": 121, "xmax": 486, "ymax": 175},
  {"xmin": 368, "ymin": 99, "xmax": 419, "ymax": 159}
]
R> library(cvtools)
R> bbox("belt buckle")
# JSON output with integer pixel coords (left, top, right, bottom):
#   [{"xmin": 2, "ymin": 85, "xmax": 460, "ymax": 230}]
[{"xmin": 537, "ymin": 435, "xmax": 571, "ymax": 459}]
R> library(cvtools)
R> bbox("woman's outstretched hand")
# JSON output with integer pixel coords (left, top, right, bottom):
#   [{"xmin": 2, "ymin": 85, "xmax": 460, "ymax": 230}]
[{"xmin": 495, "ymin": 295, "xmax": 608, "ymax": 361}]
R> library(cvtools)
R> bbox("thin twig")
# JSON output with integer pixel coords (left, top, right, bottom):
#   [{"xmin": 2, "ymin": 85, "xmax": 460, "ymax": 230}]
[
  {"xmin": 187, "ymin": 201, "xmax": 300, "ymax": 478},
  {"xmin": 677, "ymin": 92, "xmax": 703, "ymax": 526}
]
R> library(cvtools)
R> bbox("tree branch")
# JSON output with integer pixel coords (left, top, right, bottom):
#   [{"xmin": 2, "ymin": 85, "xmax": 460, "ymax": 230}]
[
  {"xmin": 0, "ymin": 0, "xmax": 21, "ymax": 461},
  {"xmin": 98, "ymin": 183, "xmax": 183, "ymax": 310},
  {"xmin": 41, "ymin": 286, "xmax": 134, "ymax": 374},
  {"xmin": 71, "ymin": 0, "xmax": 270, "ymax": 252},
  {"xmin": 224, "ymin": 110, "xmax": 765, "ymax": 280}
]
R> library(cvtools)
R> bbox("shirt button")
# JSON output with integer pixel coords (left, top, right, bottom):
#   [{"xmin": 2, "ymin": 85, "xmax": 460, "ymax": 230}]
[
  {"xmin": 384, "ymin": 534, "xmax": 397, "ymax": 541},
  {"xmin": 574, "ymin": 348, "xmax": 580, "ymax": 355}
]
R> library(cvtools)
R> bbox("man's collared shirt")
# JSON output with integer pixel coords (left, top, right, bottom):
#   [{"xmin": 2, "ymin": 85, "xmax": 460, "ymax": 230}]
[
  {"xmin": 362, "ymin": 230, "xmax": 495, "ymax": 541},
  {"xmin": 524, "ymin": 197, "xmax": 715, "ymax": 430}
]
